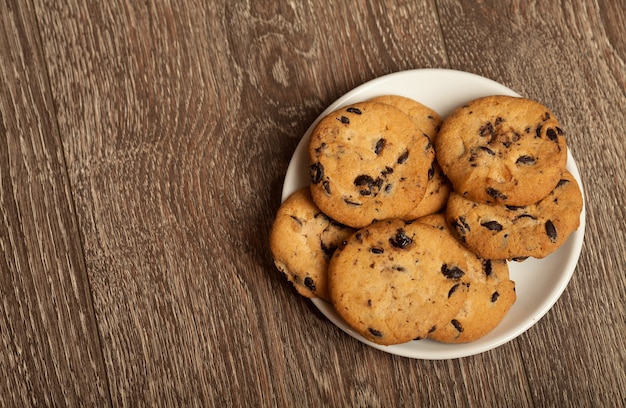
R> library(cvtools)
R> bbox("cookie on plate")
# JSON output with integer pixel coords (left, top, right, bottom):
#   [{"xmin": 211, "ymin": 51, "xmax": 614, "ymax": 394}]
[
  {"xmin": 367, "ymin": 94, "xmax": 442, "ymax": 144},
  {"xmin": 446, "ymin": 169, "xmax": 583, "ymax": 260},
  {"xmin": 403, "ymin": 161, "xmax": 451, "ymax": 220},
  {"xmin": 417, "ymin": 214, "xmax": 516, "ymax": 343},
  {"xmin": 308, "ymin": 101, "xmax": 434, "ymax": 228},
  {"xmin": 328, "ymin": 218, "xmax": 470, "ymax": 345},
  {"xmin": 270, "ymin": 187, "xmax": 355, "ymax": 301},
  {"xmin": 435, "ymin": 95, "xmax": 568, "ymax": 206}
]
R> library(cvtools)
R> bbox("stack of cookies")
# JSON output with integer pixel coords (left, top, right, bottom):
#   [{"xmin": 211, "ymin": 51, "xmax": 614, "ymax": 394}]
[
  {"xmin": 435, "ymin": 96, "xmax": 583, "ymax": 261},
  {"xmin": 270, "ymin": 94, "xmax": 582, "ymax": 346}
]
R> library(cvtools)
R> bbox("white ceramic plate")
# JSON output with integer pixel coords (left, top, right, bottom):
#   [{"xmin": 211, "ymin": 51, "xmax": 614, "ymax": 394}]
[{"xmin": 281, "ymin": 69, "xmax": 586, "ymax": 359}]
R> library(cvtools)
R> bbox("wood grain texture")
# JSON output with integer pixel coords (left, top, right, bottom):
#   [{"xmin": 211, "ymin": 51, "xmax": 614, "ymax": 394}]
[
  {"xmin": 0, "ymin": 0, "xmax": 624, "ymax": 406},
  {"xmin": 31, "ymin": 1, "xmax": 480, "ymax": 405},
  {"xmin": 0, "ymin": 0, "xmax": 110, "ymax": 406}
]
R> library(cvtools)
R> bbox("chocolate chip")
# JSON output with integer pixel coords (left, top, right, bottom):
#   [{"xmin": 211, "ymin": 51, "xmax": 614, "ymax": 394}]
[
  {"xmin": 354, "ymin": 175, "xmax": 383, "ymax": 196},
  {"xmin": 424, "ymin": 135, "xmax": 432, "ymax": 151},
  {"xmin": 374, "ymin": 138, "xmax": 386, "ymax": 155},
  {"xmin": 322, "ymin": 180, "xmax": 331, "ymax": 194},
  {"xmin": 545, "ymin": 220, "xmax": 557, "ymax": 242},
  {"xmin": 535, "ymin": 125, "xmax": 542, "ymax": 138},
  {"xmin": 448, "ymin": 283, "xmax": 460, "ymax": 298},
  {"xmin": 546, "ymin": 128, "xmax": 557, "ymax": 141},
  {"xmin": 457, "ymin": 217, "xmax": 471, "ymax": 233},
  {"xmin": 512, "ymin": 257, "xmax": 528, "ymax": 262},
  {"xmin": 392, "ymin": 265, "xmax": 406, "ymax": 272},
  {"xmin": 304, "ymin": 277, "xmax": 316, "ymax": 292},
  {"xmin": 397, "ymin": 149, "xmax": 409, "ymax": 164},
  {"xmin": 428, "ymin": 164, "xmax": 435, "ymax": 180},
  {"xmin": 556, "ymin": 127, "xmax": 564, "ymax": 135},
  {"xmin": 338, "ymin": 116, "xmax": 350, "ymax": 124},
  {"xmin": 346, "ymin": 107, "xmax": 362, "ymax": 115},
  {"xmin": 381, "ymin": 166, "xmax": 393, "ymax": 177},
  {"xmin": 516, "ymin": 155, "xmax": 536, "ymax": 165},
  {"xmin": 441, "ymin": 264, "xmax": 465, "ymax": 279},
  {"xmin": 479, "ymin": 122, "xmax": 494, "ymax": 137},
  {"xmin": 491, "ymin": 291, "xmax": 500, "ymax": 302},
  {"xmin": 368, "ymin": 328, "xmax": 383, "ymax": 337},
  {"xmin": 309, "ymin": 162, "xmax": 324, "ymax": 184},
  {"xmin": 344, "ymin": 198, "xmax": 361, "ymax": 206},
  {"xmin": 481, "ymin": 220, "xmax": 503, "ymax": 231},
  {"xmin": 314, "ymin": 142, "xmax": 327, "ymax": 154},
  {"xmin": 482, "ymin": 259, "xmax": 493, "ymax": 277},
  {"xmin": 452, "ymin": 217, "xmax": 470, "ymax": 242},
  {"xmin": 451, "ymin": 319, "xmax": 463, "ymax": 333},
  {"xmin": 428, "ymin": 325, "xmax": 437, "ymax": 333},
  {"xmin": 479, "ymin": 146, "xmax": 496, "ymax": 155},
  {"xmin": 289, "ymin": 215, "xmax": 303, "ymax": 226},
  {"xmin": 370, "ymin": 247, "xmax": 384, "ymax": 254},
  {"xmin": 506, "ymin": 205, "xmax": 526, "ymax": 211},
  {"xmin": 487, "ymin": 187, "xmax": 507, "ymax": 201},
  {"xmin": 389, "ymin": 229, "xmax": 412, "ymax": 249},
  {"xmin": 542, "ymin": 112, "xmax": 551, "ymax": 121},
  {"xmin": 556, "ymin": 179, "xmax": 569, "ymax": 188}
]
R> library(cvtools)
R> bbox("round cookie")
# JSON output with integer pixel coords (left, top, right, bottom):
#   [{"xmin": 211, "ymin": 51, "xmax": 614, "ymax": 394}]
[
  {"xmin": 270, "ymin": 187, "xmax": 355, "ymax": 301},
  {"xmin": 417, "ymin": 214, "xmax": 516, "ymax": 343},
  {"xmin": 308, "ymin": 101, "xmax": 434, "ymax": 228},
  {"xmin": 403, "ymin": 161, "xmax": 451, "ymax": 220},
  {"xmin": 446, "ymin": 169, "xmax": 583, "ymax": 260},
  {"xmin": 435, "ymin": 95, "xmax": 568, "ymax": 206},
  {"xmin": 367, "ymin": 94, "xmax": 442, "ymax": 144},
  {"xmin": 328, "ymin": 218, "xmax": 470, "ymax": 345}
]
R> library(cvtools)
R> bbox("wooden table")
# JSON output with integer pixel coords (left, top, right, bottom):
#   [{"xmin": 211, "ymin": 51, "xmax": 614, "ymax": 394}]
[{"xmin": 2, "ymin": 1, "xmax": 625, "ymax": 406}]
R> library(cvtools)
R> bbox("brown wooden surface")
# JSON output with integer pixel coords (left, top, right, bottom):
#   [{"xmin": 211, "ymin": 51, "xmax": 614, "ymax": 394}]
[{"xmin": 1, "ymin": 0, "xmax": 624, "ymax": 406}]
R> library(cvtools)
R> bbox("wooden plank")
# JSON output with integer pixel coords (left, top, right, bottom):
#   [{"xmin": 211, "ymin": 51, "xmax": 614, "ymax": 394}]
[
  {"xmin": 435, "ymin": 0, "xmax": 626, "ymax": 405},
  {"xmin": 0, "ymin": 1, "xmax": 110, "ymax": 406}
]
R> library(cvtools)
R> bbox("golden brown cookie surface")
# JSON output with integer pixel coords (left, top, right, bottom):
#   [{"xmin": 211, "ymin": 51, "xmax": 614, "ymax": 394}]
[
  {"xmin": 367, "ymin": 94, "xmax": 442, "ymax": 144},
  {"xmin": 270, "ymin": 188, "xmax": 355, "ymax": 301},
  {"xmin": 328, "ymin": 218, "xmax": 470, "ymax": 345},
  {"xmin": 435, "ymin": 95, "xmax": 567, "ymax": 206},
  {"xmin": 308, "ymin": 102, "xmax": 433, "ymax": 228},
  {"xmin": 446, "ymin": 169, "xmax": 583, "ymax": 260},
  {"xmin": 417, "ymin": 214, "xmax": 516, "ymax": 343}
]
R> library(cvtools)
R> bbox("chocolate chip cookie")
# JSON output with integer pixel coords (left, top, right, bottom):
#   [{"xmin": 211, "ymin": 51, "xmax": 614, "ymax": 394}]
[
  {"xmin": 328, "ymin": 218, "xmax": 470, "ymax": 345},
  {"xmin": 308, "ymin": 101, "xmax": 434, "ymax": 228},
  {"xmin": 446, "ymin": 169, "xmax": 583, "ymax": 260},
  {"xmin": 435, "ymin": 95, "xmax": 568, "ymax": 206},
  {"xmin": 270, "ymin": 187, "xmax": 355, "ymax": 301}
]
